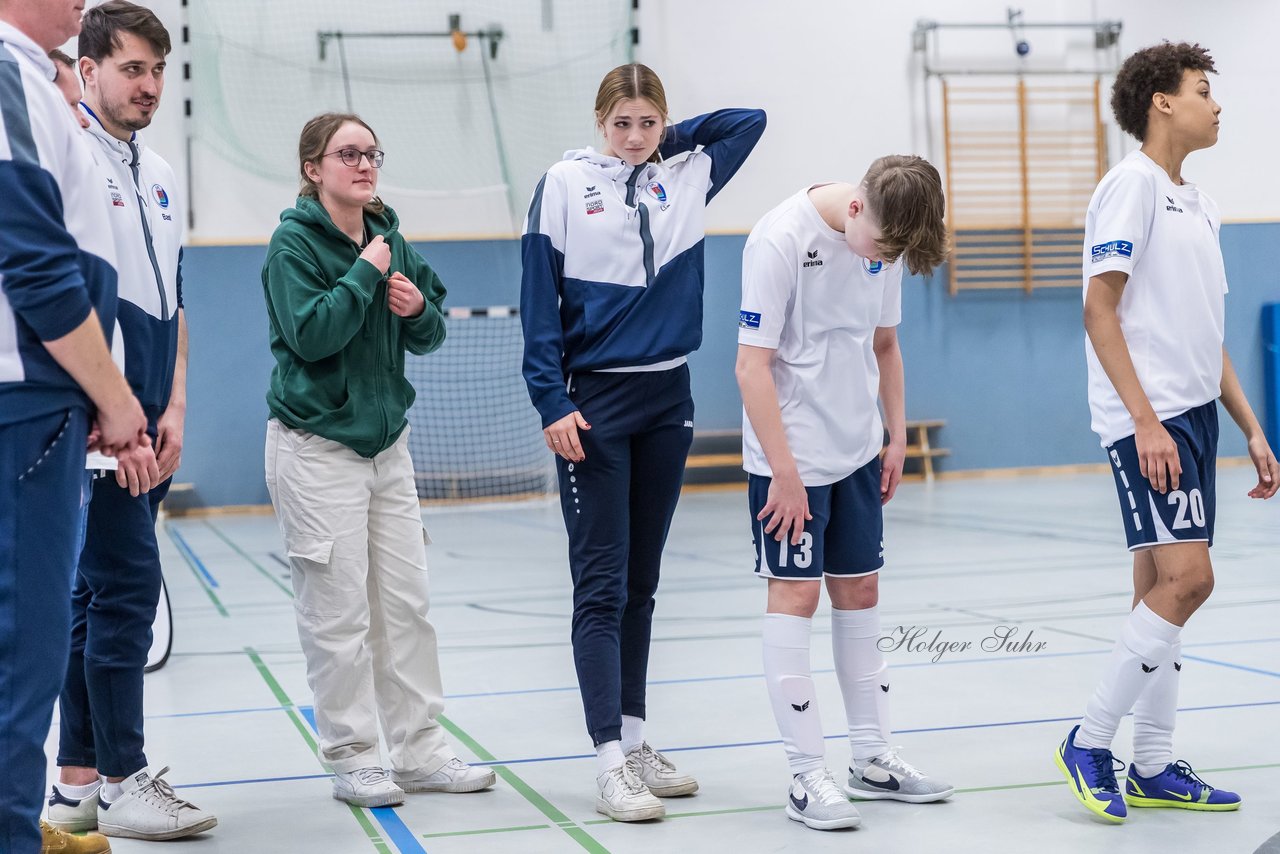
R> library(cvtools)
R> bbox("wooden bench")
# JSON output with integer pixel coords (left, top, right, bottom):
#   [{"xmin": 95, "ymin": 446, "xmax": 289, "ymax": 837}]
[{"xmin": 900, "ymin": 419, "xmax": 949, "ymax": 483}]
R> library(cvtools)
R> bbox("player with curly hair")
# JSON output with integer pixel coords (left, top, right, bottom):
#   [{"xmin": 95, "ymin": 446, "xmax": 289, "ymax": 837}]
[{"xmin": 1054, "ymin": 41, "xmax": 1278, "ymax": 825}]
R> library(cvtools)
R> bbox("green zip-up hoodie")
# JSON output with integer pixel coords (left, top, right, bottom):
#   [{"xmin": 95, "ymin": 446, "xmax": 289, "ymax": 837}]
[{"xmin": 262, "ymin": 196, "xmax": 447, "ymax": 457}]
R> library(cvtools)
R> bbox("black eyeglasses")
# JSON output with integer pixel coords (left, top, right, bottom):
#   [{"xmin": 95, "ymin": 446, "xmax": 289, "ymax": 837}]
[{"xmin": 324, "ymin": 148, "xmax": 385, "ymax": 168}]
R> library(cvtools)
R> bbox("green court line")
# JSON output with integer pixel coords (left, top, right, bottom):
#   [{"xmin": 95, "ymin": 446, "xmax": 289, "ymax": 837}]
[
  {"xmin": 437, "ymin": 714, "xmax": 610, "ymax": 854},
  {"xmin": 245, "ymin": 648, "xmax": 392, "ymax": 854},
  {"xmin": 583, "ymin": 804, "xmax": 781, "ymax": 825},
  {"xmin": 421, "ymin": 823, "xmax": 551, "ymax": 839},
  {"xmin": 415, "ymin": 759, "xmax": 1280, "ymax": 841},
  {"xmin": 203, "ymin": 520, "xmax": 294, "ymax": 598},
  {"xmin": 163, "ymin": 524, "xmax": 228, "ymax": 617}
]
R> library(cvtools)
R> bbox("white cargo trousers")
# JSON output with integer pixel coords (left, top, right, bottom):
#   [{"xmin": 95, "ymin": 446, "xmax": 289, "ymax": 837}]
[{"xmin": 265, "ymin": 419, "xmax": 453, "ymax": 775}]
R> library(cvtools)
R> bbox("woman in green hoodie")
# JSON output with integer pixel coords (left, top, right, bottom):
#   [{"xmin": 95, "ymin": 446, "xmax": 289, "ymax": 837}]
[{"xmin": 262, "ymin": 113, "xmax": 495, "ymax": 808}]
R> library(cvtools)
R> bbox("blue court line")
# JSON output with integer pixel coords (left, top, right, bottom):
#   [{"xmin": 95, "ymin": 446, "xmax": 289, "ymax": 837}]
[
  {"xmin": 143, "ymin": 635, "xmax": 1280, "ymax": 723},
  {"xmin": 471, "ymin": 698, "xmax": 1280, "ymax": 767},
  {"xmin": 146, "ymin": 705, "xmax": 285, "ymax": 720},
  {"xmin": 170, "ymin": 698, "xmax": 1280, "ymax": 792},
  {"xmin": 177, "ymin": 772, "xmax": 332, "ymax": 788},
  {"xmin": 297, "ymin": 707, "xmax": 428, "ymax": 854},
  {"xmin": 1184, "ymin": 654, "xmax": 1280, "ymax": 679},
  {"xmin": 166, "ymin": 525, "xmax": 220, "ymax": 588}
]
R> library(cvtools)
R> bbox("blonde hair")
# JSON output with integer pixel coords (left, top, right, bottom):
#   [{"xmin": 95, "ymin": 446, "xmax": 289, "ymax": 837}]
[
  {"xmin": 297, "ymin": 112, "xmax": 385, "ymax": 216},
  {"xmin": 861, "ymin": 155, "xmax": 950, "ymax": 276},
  {"xmin": 594, "ymin": 63, "xmax": 669, "ymax": 163}
]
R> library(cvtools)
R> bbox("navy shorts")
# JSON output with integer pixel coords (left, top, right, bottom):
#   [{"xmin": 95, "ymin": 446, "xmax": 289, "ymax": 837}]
[
  {"xmin": 748, "ymin": 457, "xmax": 885, "ymax": 579},
  {"xmin": 1106, "ymin": 401, "xmax": 1218, "ymax": 551}
]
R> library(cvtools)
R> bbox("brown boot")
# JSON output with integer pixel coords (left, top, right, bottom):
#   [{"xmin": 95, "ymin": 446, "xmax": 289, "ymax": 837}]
[{"xmin": 39, "ymin": 820, "xmax": 112, "ymax": 853}]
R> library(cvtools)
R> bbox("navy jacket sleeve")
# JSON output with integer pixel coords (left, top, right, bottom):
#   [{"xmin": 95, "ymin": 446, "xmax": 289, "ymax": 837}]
[
  {"xmin": 0, "ymin": 160, "xmax": 94, "ymax": 341},
  {"xmin": 520, "ymin": 169, "xmax": 575, "ymax": 428},
  {"xmin": 659, "ymin": 108, "xmax": 767, "ymax": 202}
]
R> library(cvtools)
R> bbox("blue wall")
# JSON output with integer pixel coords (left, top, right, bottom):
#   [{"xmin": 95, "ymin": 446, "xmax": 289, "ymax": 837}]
[{"xmin": 182, "ymin": 226, "xmax": 1279, "ymax": 507}]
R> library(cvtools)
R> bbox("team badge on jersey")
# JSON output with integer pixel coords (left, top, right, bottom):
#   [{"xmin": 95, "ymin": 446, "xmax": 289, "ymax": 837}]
[
  {"xmin": 646, "ymin": 181, "xmax": 667, "ymax": 202},
  {"xmin": 739, "ymin": 310, "xmax": 762, "ymax": 329},
  {"xmin": 864, "ymin": 258, "xmax": 884, "ymax": 274},
  {"xmin": 1091, "ymin": 240, "xmax": 1133, "ymax": 262},
  {"xmin": 152, "ymin": 184, "xmax": 170, "ymax": 209}
]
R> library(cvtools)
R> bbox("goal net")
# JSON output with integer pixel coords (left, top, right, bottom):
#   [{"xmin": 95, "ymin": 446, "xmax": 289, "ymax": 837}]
[{"xmin": 404, "ymin": 307, "xmax": 555, "ymax": 501}]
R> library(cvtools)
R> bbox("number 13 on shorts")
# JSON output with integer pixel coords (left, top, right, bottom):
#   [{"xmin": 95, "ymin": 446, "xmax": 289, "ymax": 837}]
[{"xmin": 769, "ymin": 529, "xmax": 814, "ymax": 569}]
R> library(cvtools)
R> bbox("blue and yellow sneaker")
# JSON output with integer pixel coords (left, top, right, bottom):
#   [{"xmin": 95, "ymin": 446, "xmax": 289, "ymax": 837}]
[
  {"xmin": 1124, "ymin": 761, "xmax": 1241, "ymax": 811},
  {"xmin": 1054, "ymin": 725, "xmax": 1126, "ymax": 823}
]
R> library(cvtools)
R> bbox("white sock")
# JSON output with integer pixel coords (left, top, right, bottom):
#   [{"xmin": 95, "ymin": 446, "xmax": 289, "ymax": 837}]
[
  {"xmin": 620, "ymin": 715, "xmax": 644, "ymax": 755},
  {"xmin": 54, "ymin": 780, "xmax": 101, "ymax": 800},
  {"xmin": 831, "ymin": 606, "xmax": 891, "ymax": 762},
  {"xmin": 596, "ymin": 740, "xmax": 625, "ymax": 775},
  {"xmin": 1132, "ymin": 639, "xmax": 1182, "ymax": 777},
  {"xmin": 100, "ymin": 778, "xmax": 125, "ymax": 802},
  {"xmin": 763, "ymin": 613, "xmax": 825, "ymax": 775},
  {"xmin": 1077, "ymin": 601, "xmax": 1181, "ymax": 750}
]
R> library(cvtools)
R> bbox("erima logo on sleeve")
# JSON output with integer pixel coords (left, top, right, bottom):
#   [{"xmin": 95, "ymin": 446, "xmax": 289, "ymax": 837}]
[
  {"xmin": 739, "ymin": 310, "xmax": 761, "ymax": 329},
  {"xmin": 1091, "ymin": 240, "xmax": 1133, "ymax": 262}
]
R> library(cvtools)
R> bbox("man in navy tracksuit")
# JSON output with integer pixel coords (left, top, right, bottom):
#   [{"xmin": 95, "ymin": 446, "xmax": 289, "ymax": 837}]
[
  {"xmin": 0, "ymin": 2, "xmax": 149, "ymax": 851},
  {"xmin": 44, "ymin": 2, "xmax": 216, "ymax": 841}
]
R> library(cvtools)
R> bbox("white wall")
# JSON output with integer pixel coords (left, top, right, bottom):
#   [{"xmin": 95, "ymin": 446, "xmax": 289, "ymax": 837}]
[
  {"xmin": 137, "ymin": 0, "xmax": 1280, "ymax": 241},
  {"xmin": 636, "ymin": 0, "xmax": 1280, "ymax": 233}
]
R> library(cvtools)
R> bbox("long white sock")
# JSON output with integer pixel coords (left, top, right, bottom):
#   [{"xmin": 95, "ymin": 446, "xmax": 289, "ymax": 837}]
[
  {"xmin": 1131, "ymin": 639, "xmax": 1181, "ymax": 777},
  {"xmin": 620, "ymin": 715, "xmax": 644, "ymax": 755},
  {"xmin": 596, "ymin": 740, "xmax": 625, "ymax": 775},
  {"xmin": 831, "ymin": 607, "xmax": 891, "ymax": 762},
  {"xmin": 763, "ymin": 613, "xmax": 826, "ymax": 775},
  {"xmin": 1077, "ymin": 601, "xmax": 1181, "ymax": 750}
]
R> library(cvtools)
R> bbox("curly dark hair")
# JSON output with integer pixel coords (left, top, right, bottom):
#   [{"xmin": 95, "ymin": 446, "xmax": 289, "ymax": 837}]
[{"xmin": 1111, "ymin": 42, "xmax": 1216, "ymax": 141}]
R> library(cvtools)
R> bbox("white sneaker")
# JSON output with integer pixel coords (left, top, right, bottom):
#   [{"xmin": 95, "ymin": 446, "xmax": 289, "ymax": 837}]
[
  {"xmin": 393, "ymin": 758, "xmax": 496, "ymax": 793},
  {"xmin": 47, "ymin": 783, "xmax": 100, "ymax": 832},
  {"xmin": 333, "ymin": 767, "xmax": 405, "ymax": 807},
  {"xmin": 846, "ymin": 748, "xmax": 954, "ymax": 803},
  {"xmin": 595, "ymin": 763, "xmax": 665, "ymax": 822},
  {"xmin": 625, "ymin": 742, "xmax": 698, "ymax": 797},
  {"xmin": 786, "ymin": 769, "xmax": 862, "ymax": 831},
  {"xmin": 97, "ymin": 767, "xmax": 217, "ymax": 840}
]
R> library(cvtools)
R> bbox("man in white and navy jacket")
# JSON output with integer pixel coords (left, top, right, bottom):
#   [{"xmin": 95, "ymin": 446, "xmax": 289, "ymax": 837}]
[
  {"xmin": 41, "ymin": 1, "xmax": 216, "ymax": 842},
  {"xmin": 0, "ymin": 0, "xmax": 149, "ymax": 850}
]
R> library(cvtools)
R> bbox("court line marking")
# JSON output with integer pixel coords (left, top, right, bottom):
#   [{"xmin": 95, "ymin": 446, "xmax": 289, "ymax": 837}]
[
  {"xmin": 171, "ymin": 698, "xmax": 1280, "ymax": 791},
  {"xmin": 296, "ymin": 707, "xmax": 427, "ymax": 854},
  {"xmin": 245, "ymin": 648, "xmax": 394, "ymax": 854},
  {"xmin": 365, "ymin": 762, "xmax": 1280, "ymax": 841},
  {"xmin": 1183, "ymin": 655, "xmax": 1280, "ymax": 679},
  {"xmin": 163, "ymin": 524, "xmax": 229, "ymax": 616},
  {"xmin": 242, "ymin": 650, "xmax": 609, "ymax": 854},
  {"xmin": 142, "ymin": 637, "xmax": 1280, "ymax": 723},
  {"xmin": 433, "ymin": 715, "xmax": 610, "ymax": 854},
  {"xmin": 421, "ymin": 823, "xmax": 552, "ymax": 839},
  {"xmin": 200, "ymin": 520, "xmax": 294, "ymax": 598}
]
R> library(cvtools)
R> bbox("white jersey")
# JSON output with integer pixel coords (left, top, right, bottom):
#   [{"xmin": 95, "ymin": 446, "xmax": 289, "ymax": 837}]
[
  {"xmin": 739, "ymin": 187, "xmax": 902, "ymax": 486},
  {"xmin": 1083, "ymin": 150, "xmax": 1227, "ymax": 447}
]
